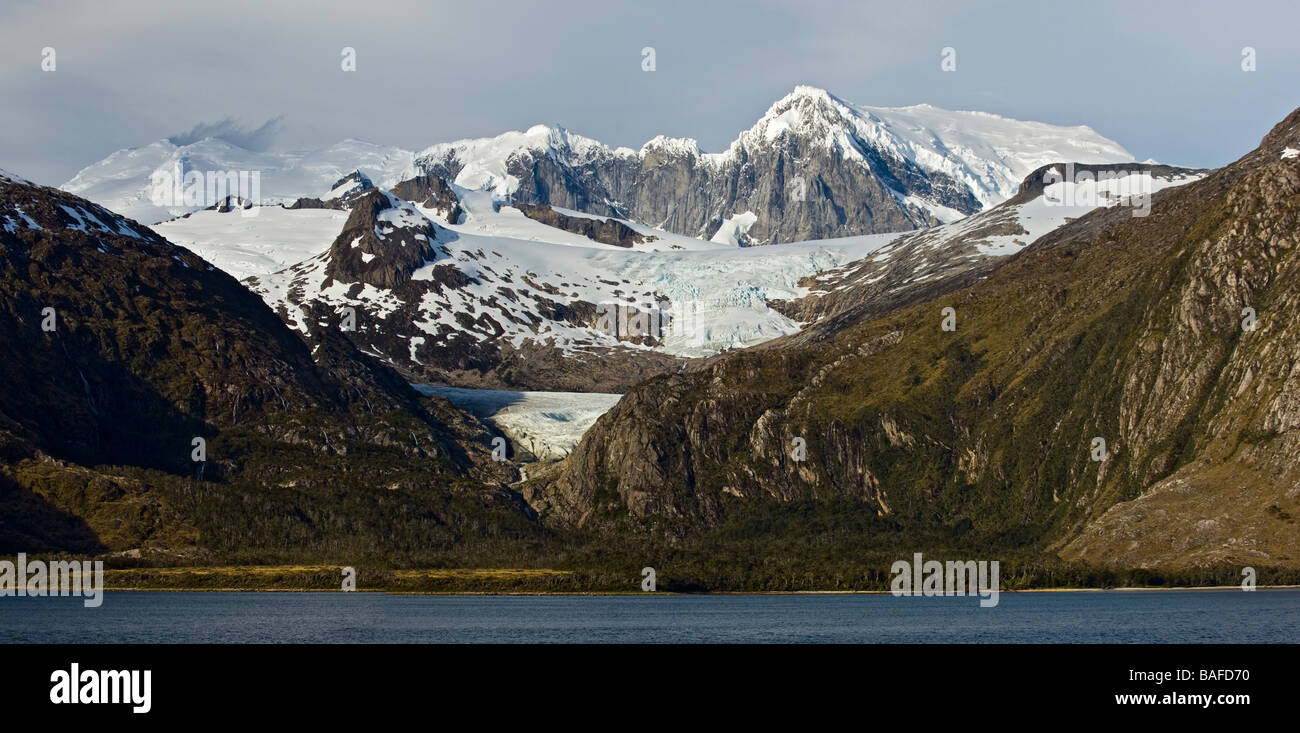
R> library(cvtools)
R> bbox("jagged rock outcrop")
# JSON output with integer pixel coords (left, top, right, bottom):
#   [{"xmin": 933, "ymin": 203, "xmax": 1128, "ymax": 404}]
[
  {"xmin": 390, "ymin": 173, "xmax": 463, "ymax": 223},
  {"xmin": 285, "ymin": 170, "xmax": 376, "ymax": 210},
  {"xmin": 323, "ymin": 190, "xmax": 443, "ymax": 289},
  {"xmin": 206, "ymin": 195, "xmax": 256, "ymax": 213}
]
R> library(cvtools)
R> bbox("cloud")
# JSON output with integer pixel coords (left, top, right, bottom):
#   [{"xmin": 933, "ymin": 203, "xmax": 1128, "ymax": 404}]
[{"xmin": 168, "ymin": 117, "xmax": 283, "ymax": 151}]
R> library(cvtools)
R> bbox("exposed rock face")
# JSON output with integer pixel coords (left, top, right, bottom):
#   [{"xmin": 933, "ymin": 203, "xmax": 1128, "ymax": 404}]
[
  {"xmin": 494, "ymin": 130, "xmax": 949, "ymax": 243},
  {"xmin": 512, "ymin": 203, "xmax": 647, "ymax": 247},
  {"xmin": 415, "ymin": 87, "xmax": 1134, "ymax": 244},
  {"xmin": 390, "ymin": 173, "xmax": 463, "ymax": 223},
  {"xmin": 418, "ymin": 93, "xmax": 953, "ymax": 243},
  {"xmin": 530, "ymin": 107, "xmax": 1300, "ymax": 569},
  {"xmin": 0, "ymin": 175, "xmax": 525, "ymax": 553},
  {"xmin": 323, "ymin": 190, "xmax": 443, "ymax": 289}
]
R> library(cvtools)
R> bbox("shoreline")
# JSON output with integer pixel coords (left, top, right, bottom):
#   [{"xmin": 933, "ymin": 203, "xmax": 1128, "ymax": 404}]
[{"xmin": 94, "ymin": 584, "xmax": 1300, "ymax": 595}]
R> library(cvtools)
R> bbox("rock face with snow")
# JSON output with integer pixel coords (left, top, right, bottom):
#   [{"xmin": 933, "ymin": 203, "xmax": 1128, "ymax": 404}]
[
  {"xmin": 773, "ymin": 163, "xmax": 1207, "ymax": 330},
  {"xmin": 178, "ymin": 159, "xmax": 1204, "ymax": 394},
  {"xmin": 390, "ymin": 173, "xmax": 463, "ymax": 223},
  {"xmin": 247, "ymin": 189, "xmax": 691, "ymax": 392},
  {"xmin": 414, "ymin": 87, "xmax": 1135, "ymax": 243},
  {"xmin": 63, "ymin": 87, "xmax": 1133, "ymax": 241},
  {"xmin": 324, "ymin": 190, "xmax": 443, "ymax": 289},
  {"xmin": 512, "ymin": 203, "xmax": 647, "ymax": 248},
  {"xmin": 285, "ymin": 170, "xmax": 377, "ymax": 211}
]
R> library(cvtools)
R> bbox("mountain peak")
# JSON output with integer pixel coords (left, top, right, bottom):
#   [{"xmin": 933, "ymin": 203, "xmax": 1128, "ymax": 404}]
[
  {"xmin": 323, "ymin": 190, "xmax": 444, "ymax": 289},
  {"xmin": 767, "ymin": 85, "xmax": 851, "ymax": 118},
  {"xmin": 63, "ymin": 87, "xmax": 1134, "ymax": 237},
  {"xmin": 745, "ymin": 85, "xmax": 858, "ymax": 146},
  {"xmin": 782, "ymin": 84, "xmax": 840, "ymax": 104},
  {"xmin": 639, "ymin": 135, "xmax": 701, "ymax": 158}
]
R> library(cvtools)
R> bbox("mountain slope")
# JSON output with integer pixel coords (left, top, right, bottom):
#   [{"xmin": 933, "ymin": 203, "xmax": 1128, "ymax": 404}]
[
  {"xmin": 773, "ymin": 162, "xmax": 1205, "ymax": 330},
  {"xmin": 0, "ymin": 171, "xmax": 528, "ymax": 556},
  {"xmin": 527, "ymin": 107, "xmax": 1300, "ymax": 570}
]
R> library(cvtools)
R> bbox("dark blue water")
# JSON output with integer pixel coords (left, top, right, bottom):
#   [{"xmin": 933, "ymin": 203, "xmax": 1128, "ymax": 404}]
[{"xmin": 2, "ymin": 589, "xmax": 1296, "ymax": 643}]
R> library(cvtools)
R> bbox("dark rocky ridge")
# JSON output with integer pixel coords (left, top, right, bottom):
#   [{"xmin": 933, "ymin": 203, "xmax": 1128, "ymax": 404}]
[
  {"xmin": 390, "ymin": 173, "xmax": 463, "ymax": 223},
  {"xmin": 1004, "ymin": 162, "xmax": 1212, "ymax": 207},
  {"xmin": 323, "ymin": 190, "xmax": 444, "ymax": 289},
  {"xmin": 260, "ymin": 190, "xmax": 691, "ymax": 392},
  {"xmin": 512, "ymin": 203, "xmax": 648, "ymax": 247}
]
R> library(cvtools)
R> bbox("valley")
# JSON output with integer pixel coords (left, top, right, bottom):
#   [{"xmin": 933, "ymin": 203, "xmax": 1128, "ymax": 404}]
[{"xmin": 2, "ymin": 87, "xmax": 1296, "ymax": 592}]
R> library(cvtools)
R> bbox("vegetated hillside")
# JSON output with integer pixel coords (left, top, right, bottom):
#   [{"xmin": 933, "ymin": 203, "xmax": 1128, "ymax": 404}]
[
  {"xmin": 531, "ymin": 107, "xmax": 1300, "ymax": 571},
  {"xmin": 0, "ymin": 172, "xmax": 535, "ymax": 560}
]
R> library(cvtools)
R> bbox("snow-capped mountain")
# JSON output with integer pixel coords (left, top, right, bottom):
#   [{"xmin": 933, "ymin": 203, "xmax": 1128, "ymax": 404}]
[
  {"xmin": 153, "ymin": 159, "xmax": 1203, "ymax": 393},
  {"xmin": 64, "ymin": 86, "xmax": 1133, "ymax": 239},
  {"xmin": 53, "ymin": 85, "xmax": 1170, "ymax": 392},
  {"xmin": 416, "ymin": 87, "xmax": 1134, "ymax": 243},
  {"xmin": 159, "ymin": 180, "xmax": 899, "ymax": 391},
  {"xmin": 61, "ymin": 137, "xmax": 414, "ymax": 224}
]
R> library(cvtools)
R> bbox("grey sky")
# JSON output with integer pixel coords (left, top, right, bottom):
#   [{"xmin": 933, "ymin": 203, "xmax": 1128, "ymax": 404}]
[{"xmin": 3, "ymin": 0, "xmax": 1297, "ymax": 186}]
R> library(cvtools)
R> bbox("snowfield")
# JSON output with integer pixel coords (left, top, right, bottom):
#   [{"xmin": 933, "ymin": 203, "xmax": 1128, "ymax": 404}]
[
  {"xmin": 169, "ymin": 188, "xmax": 903, "ymax": 359},
  {"xmin": 155, "ymin": 206, "xmax": 350, "ymax": 282},
  {"xmin": 62, "ymin": 138, "xmax": 413, "ymax": 224},
  {"xmin": 413, "ymin": 385, "xmax": 622, "ymax": 462}
]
